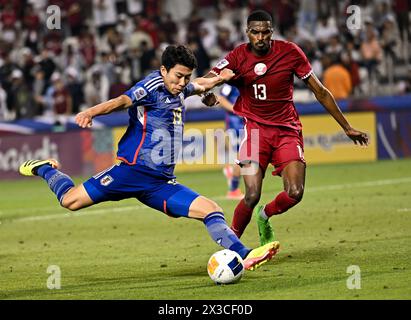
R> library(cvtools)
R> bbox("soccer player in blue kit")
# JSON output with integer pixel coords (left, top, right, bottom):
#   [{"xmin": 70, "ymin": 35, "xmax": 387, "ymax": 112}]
[
  {"xmin": 19, "ymin": 45, "xmax": 279, "ymax": 271},
  {"xmin": 217, "ymin": 84, "xmax": 245, "ymax": 200}
]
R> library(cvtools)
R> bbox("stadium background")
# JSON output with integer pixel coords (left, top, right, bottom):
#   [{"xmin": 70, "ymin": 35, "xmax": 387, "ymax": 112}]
[{"xmin": 0, "ymin": 0, "xmax": 410, "ymax": 301}]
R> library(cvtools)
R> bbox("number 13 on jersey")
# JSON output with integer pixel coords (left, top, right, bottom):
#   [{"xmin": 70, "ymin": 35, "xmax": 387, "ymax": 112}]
[{"xmin": 253, "ymin": 84, "xmax": 267, "ymax": 100}]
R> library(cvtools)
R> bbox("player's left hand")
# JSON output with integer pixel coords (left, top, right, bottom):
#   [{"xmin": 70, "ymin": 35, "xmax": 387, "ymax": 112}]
[{"xmin": 345, "ymin": 128, "xmax": 369, "ymax": 146}]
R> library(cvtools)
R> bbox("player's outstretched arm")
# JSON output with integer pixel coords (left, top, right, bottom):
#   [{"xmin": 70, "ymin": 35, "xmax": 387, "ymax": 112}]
[
  {"xmin": 192, "ymin": 69, "xmax": 235, "ymax": 94},
  {"xmin": 75, "ymin": 95, "xmax": 132, "ymax": 128},
  {"xmin": 304, "ymin": 73, "xmax": 369, "ymax": 146}
]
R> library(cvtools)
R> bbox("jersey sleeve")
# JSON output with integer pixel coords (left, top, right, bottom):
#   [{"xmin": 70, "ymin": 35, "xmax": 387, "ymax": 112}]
[
  {"xmin": 123, "ymin": 82, "xmax": 152, "ymax": 106},
  {"xmin": 183, "ymin": 83, "xmax": 196, "ymax": 98},
  {"xmin": 210, "ymin": 49, "xmax": 239, "ymax": 76},
  {"xmin": 291, "ymin": 43, "xmax": 313, "ymax": 80}
]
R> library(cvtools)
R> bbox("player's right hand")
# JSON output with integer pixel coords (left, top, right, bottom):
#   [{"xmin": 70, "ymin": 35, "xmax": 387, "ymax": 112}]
[
  {"xmin": 75, "ymin": 111, "xmax": 93, "ymax": 128},
  {"xmin": 219, "ymin": 68, "xmax": 235, "ymax": 82}
]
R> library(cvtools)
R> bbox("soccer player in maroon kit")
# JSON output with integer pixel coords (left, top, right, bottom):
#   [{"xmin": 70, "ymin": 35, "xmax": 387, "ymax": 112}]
[{"xmin": 203, "ymin": 10, "xmax": 369, "ymax": 246}]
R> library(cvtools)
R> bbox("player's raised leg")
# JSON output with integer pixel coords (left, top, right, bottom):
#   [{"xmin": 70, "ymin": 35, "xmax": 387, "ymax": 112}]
[
  {"xmin": 256, "ymin": 160, "xmax": 305, "ymax": 245},
  {"xmin": 19, "ymin": 159, "xmax": 94, "ymax": 211},
  {"xmin": 188, "ymin": 195, "xmax": 279, "ymax": 270}
]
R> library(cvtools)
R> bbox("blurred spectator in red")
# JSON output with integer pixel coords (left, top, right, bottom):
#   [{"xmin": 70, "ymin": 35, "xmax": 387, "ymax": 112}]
[
  {"xmin": 216, "ymin": 26, "xmax": 234, "ymax": 53},
  {"xmin": 248, "ymin": 0, "xmax": 273, "ymax": 15},
  {"xmin": 274, "ymin": 0, "xmax": 298, "ymax": 36},
  {"xmin": 79, "ymin": 29, "xmax": 97, "ymax": 68},
  {"xmin": 65, "ymin": 0, "xmax": 84, "ymax": 37},
  {"xmin": 129, "ymin": 15, "xmax": 154, "ymax": 50},
  {"xmin": 0, "ymin": 3, "xmax": 18, "ymax": 45},
  {"xmin": 43, "ymin": 31, "xmax": 63, "ymax": 56},
  {"xmin": 138, "ymin": 16, "xmax": 160, "ymax": 48},
  {"xmin": 159, "ymin": 13, "xmax": 178, "ymax": 44},
  {"xmin": 322, "ymin": 54, "xmax": 352, "ymax": 100},
  {"xmin": 22, "ymin": 3, "xmax": 40, "ymax": 30},
  {"xmin": 109, "ymin": 67, "xmax": 129, "ymax": 100},
  {"xmin": 51, "ymin": 72, "xmax": 72, "ymax": 117},
  {"xmin": 393, "ymin": 0, "xmax": 410, "ymax": 41},
  {"xmin": 341, "ymin": 49, "xmax": 361, "ymax": 95}
]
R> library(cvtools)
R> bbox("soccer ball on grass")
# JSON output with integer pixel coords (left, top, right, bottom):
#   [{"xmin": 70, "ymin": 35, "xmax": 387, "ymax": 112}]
[{"xmin": 207, "ymin": 249, "xmax": 244, "ymax": 284}]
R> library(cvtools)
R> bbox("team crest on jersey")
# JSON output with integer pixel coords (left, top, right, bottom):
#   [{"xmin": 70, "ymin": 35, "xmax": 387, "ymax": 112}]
[
  {"xmin": 167, "ymin": 179, "xmax": 178, "ymax": 185},
  {"xmin": 216, "ymin": 59, "xmax": 229, "ymax": 69},
  {"xmin": 100, "ymin": 174, "xmax": 113, "ymax": 186},
  {"xmin": 254, "ymin": 63, "xmax": 267, "ymax": 75},
  {"xmin": 133, "ymin": 87, "xmax": 147, "ymax": 101}
]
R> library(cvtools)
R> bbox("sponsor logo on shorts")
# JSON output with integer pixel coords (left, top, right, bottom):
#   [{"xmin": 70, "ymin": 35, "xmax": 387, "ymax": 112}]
[
  {"xmin": 133, "ymin": 87, "xmax": 147, "ymax": 101},
  {"xmin": 254, "ymin": 63, "xmax": 267, "ymax": 75},
  {"xmin": 216, "ymin": 59, "xmax": 229, "ymax": 69},
  {"xmin": 100, "ymin": 174, "xmax": 113, "ymax": 186}
]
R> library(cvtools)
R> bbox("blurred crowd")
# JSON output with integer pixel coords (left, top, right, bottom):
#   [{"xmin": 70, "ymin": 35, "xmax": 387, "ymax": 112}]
[{"xmin": 0, "ymin": 0, "xmax": 411, "ymax": 122}]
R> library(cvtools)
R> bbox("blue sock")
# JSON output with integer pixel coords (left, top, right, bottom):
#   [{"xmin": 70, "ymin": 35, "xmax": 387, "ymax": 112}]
[
  {"xmin": 203, "ymin": 212, "xmax": 251, "ymax": 259},
  {"xmin": 230, "ymin": 176, "xmax": 240, "ymax": 191},
  {"xmin": 37, "ymin": 165, "xmax": 75, "ymax": 204}
]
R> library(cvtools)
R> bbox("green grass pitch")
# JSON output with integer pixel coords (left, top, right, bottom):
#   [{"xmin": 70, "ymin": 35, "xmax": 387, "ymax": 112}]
[{"xmin": 0, "ymin": 159, "xmax": 410, "ymax": 300}]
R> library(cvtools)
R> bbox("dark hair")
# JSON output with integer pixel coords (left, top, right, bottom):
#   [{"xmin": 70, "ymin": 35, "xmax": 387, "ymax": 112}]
[
  {"xmin": 247, "ymin": 10, "xmax": 273, "ymax": 24},
  {"xmin": 161, "ymin": 45, "xmax": 198, "ymax": 71}
]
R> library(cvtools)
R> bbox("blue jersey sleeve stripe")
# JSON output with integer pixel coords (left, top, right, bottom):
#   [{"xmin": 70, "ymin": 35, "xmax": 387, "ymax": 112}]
[
  {"xmin": 145, "ymin": 76, "xmax": 162, "ymax": 87},
  {"xmin": 148, "ymin": 82, "xmax": 164, "ymax": 92},
  {"xmin": 147, "ymin": 79, "xmax": 164, "ymax": 91}
]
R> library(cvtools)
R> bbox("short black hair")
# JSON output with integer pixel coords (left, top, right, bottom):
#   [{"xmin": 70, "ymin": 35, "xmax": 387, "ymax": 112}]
[
  {"xmin": 247, "ymin": 10, "xmax": 273, "ymax": 24},
  {"xmin": 161, "ymin": 45, "xmax": 198, "ymax": 71}
]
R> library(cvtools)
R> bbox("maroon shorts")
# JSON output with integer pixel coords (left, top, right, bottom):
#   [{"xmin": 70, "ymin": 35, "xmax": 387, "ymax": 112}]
[{"xmin": 238, "ymin": 119, "xmax": 306, "ymax": 176}]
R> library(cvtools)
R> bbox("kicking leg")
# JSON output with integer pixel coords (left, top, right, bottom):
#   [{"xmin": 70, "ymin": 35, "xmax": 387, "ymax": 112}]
[
  {"xmin": 19, "ymin": 159, "xmax": 94, "ymax": 211},
  {"xmin": 188, "ymin": 195, "xmax": 279, "ymax": 270}
]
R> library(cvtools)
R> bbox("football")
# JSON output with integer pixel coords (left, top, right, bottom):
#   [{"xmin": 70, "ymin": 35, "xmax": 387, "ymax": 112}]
[{"xmin": 207, "ymin": 249, "xmax": 244, "ymax": 284}]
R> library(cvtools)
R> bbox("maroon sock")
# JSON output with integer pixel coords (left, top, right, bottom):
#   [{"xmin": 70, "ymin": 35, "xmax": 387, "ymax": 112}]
[
  {"xmin": 230, "ymin": 199, "xmax": 254, "ymax": 238},
  {"xmin": 264, "ymin": 191, "xmax": 299, "ymax": 217}
]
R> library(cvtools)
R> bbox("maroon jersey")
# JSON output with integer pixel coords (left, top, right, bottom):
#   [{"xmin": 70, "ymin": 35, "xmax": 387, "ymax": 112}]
[{"xmin": 211, "ymin": 40, "xmax": 312, "ymax": 130}]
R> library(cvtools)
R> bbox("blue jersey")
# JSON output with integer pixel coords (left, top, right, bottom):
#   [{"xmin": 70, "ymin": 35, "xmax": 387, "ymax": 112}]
[
  {"xmin": 220, "ymin": 84, "xmax": 244, "ymax": 132},
  {"xmin": 119, "ymin": 70, "xmax": 196, "ymax": 179}
]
